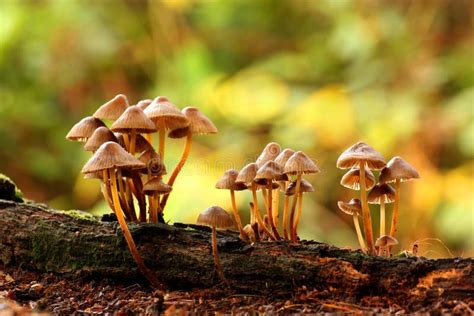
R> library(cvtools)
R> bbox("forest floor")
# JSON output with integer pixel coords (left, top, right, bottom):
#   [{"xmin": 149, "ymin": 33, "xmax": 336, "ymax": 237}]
[{"xmin": 1, "ymin": 266, "xmax": 472, "ymax": 315}]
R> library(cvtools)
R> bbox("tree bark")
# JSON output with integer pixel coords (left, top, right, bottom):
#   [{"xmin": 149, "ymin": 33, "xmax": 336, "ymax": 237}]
[{"xmin": 0, "ymin": 199, "xmax": 472, "ymax": 308}]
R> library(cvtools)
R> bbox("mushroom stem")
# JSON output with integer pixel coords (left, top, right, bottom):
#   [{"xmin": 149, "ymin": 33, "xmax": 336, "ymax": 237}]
[
  {"xmin": 117, "ymin": 169, "xmax": 132, "ymax": 221},
  {"xmin": 272, "ymin": 188, "xmax": 279, "ymax": 229},
  {"xmin": 230, "ymin": 190, "xmax": 247, "ymax": 241},
  {"xmin": 358, "ymin": 161, "xmax": 375, "ymax": 255},
  {"xmin": 158, "ymin": 125, "xmax": 165, "ymax": 162},
  {"xmin": 389, "ymin": 179, "xmax": 401, "ymax": 253},
  {"xmin": 125, "ymin": 179, "xmax": 137, "ymax": 221},
  {"xmin": 289, "ymin": 174, "xmax": 302, "ymax": 243},
  {"xmin": 148, "ymin": 195, "xmax": 155, "ymax": 222},
  {"xmin": 292, "ymin": 191, "xmax": 303, "ymax": 242},
  {"xmin": 380, "ymin": 200, "xmax": 386, "ymax": 237},
  {"xmin": 261, "ymin": 188, "xmax": 269, "ymax": 210},
  {"xmin": 108, "ymin": 169, "xmax": 162, "ymax": 289},
  {"xmin": 282, "ymin": 183, "xmax": 290, "ymax": 240},
  {"xmin": 129, "ymin": 129, "xmax": 137, "ymax": 155},
  {"xmin": 352, "ymin": 214, "xmax": 367, "ymax": 252},
  {"xmin": 122, "ymin": 134, "xmax": 130, "ymax": 151},
  {"xmin": 266, "ymin": 183, "xmax": 281, "ymax": 240},
  {"xmin": 160, "ymin": 132, "xmax": 192, "ymax": 211},
  {"xmin": 211, "ymin": 226, "xmax": 229, "ymax": 286},
  {"xmin": 251, "ymin": 184, "xmax": 275, "ymax": 240},
  {"xmin": 145, "ymin": 133, "xmax": 152, "ymax": 147}
]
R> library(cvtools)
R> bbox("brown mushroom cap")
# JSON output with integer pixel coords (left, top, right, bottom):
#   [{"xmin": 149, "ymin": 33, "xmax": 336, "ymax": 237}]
[
  {"xmin": 116, "ymin": 133, "xmax": 153, "ymax": 153},
  {"xmin": 340, "ymin": 167, "xmax": 376, "ymax": 190},
  {"xmin": 81, "ymin": 141, "xmax": 146, "ymax": 174},
  {"xmin": 143, "ymin": 177, "xmax": 172, "ymax": 195},
  {"xmin": 254, "ymin": 161, "xmax": 284, "ymax": 185},
  {"xmin": 337, "ymin": 198, "xmax": 362, "ymax": 216},
  {"xmin": 215, "ymin": 169, "xmax": 247, "ymax": 190},
  {"xmin": 367, "ymin": 183, "xmax": 396, "ymax": 204},
  {"xmin": 66, "ymin": 116, "xmax": 106, "ymax": 142},
  {"xmin": 379, "ymin": 156, "xmax": 420, "ymax": 183},
  {"xmin": 168, "ymin": 127, "xmax": 190, "ymax": 139},
  {"xmin": 136, "ymin": 99, "xmax": 153, "ymax": 111},
  {"xmin": 181, "ymin": 106, "xmax": 218, "ymax": 135},
  {"xmin": 93, "ymin": 94, "xmax": 129, "ymax": 120},
  {"xmin": 144, "ymin": 97, "xmax": 189, "ymax": 130},
  {"xmin": 375, "ymin": 235, "xmax": 399, "ymax": 247},
  {"xmin": 285, "ymin": 179, "xmax": 314, "ymax": 195},
  {"xmin": 256, "ymin": 142, "xmax": 281, "ymax": 167},
  {"xmin": 337, "ymin": 142, "xmax": 386, "ymax": 170},
  {"xmin": 274, "ymin": 148, "xmax": 295, "ymax": 168},
  {"xmin": 196, "ymin": 206, "xmax": 236, "ymax": 229},
  {"xmin": 284, "ymin": 151, "xmax": 320, "ymax": 175},
  {"xmin": 236, "ymin": 162, "xmax": 258, "ymax": 184},
  {"xmin": 110, "ymin": 106, "xmax": 157, "ymax": 134},
  {"xmin": 84, "ymin": 127, "xmax": 118, "ymax": 152}
]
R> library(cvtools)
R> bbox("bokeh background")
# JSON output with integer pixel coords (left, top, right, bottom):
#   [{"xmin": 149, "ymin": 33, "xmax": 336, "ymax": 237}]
[{"xmin": 1, "ymin": 0, "xmax": 472, "ymax": 257}]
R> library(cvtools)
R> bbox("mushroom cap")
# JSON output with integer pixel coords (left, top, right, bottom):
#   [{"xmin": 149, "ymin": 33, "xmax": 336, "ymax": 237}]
[
  {"xmin": 337, "ymin": 142, "xmax": 386, "ymax": 170},
  {"xmin": 367, "ymin": 183, "xmax": 396, "ymax": 204},
  {"xmin": 215, "ymin": 169, "xmax": 246, "ymax": 190},
  {"xmin": 84, "ymin": 127, "xmax": 118, "ymax": 152},
  {"xmin": 66, "ymin": 116, "xmax": 106, "ymax": 142},
  {"xmin": 256, "ymin": 182, "xmax": 280, "ymax": 190},
  {"xmin": 182, "ymin": 107, "xmax": 218, "ymax": 135},
  {"xmin": 285, "ymin": 179, "xmax": 314, "ymax": 195},
  {"xmin": 274, "ymin": 148, "xmax": 295, "ymax": 168},
  {"xmin": 144, "ymin": 97, "xmax": 189, "ymax": 130},
  {"xmin": 83, "ymin": 171, "xmax": 103, "ymax": 180},
  {"xmin": 138, "ymin": 150, "xmax": 166, "ymax": 176},
  {"xmin": 284, "ymin": 151, "xmax": 320, "ymax": 175},
  {"xmin": 111, "ymin": 106, "xmax": 157, "ymax": 133},
  {"xmin": 168, "ymin": 127, "xmax": 190, "ymax": 139},
  {"xmin": 93, "ymin": 94, "xmax": 129, "ymax": 120},
  {"xmin": 340, "ymin": 167, "xmax": 376, "ymax": 191},
  {"xmin": 81, "ymin": 141, "xmax": 146, "ymax": 174},
  {"xmin": 116, "ymin": 133, "xmax": 154, "ymax": 154},
  {"xmin": 337, "ymin": 198, "xmax": 362, "ymax": 216},
  {"xmin": 243, "ymin": 224, "xmax": 256, "ymax": 243},
  {"xmin": 142, "ymin": 177, "xmax": 172, "ymax": 195},
  {"xmin": 136, "ymin": 99, "xmax": 153, "ymax": 111},
  {"xmin": 196, "ymin": 206, "xmax": 236, "ymax": 229},
  {"xmin": 256, "ymin": 142, "xmax": 281, "ymax": 167},
  {"xmin": 379, "ymin": 156, "xmax": 420, "ymax": 183},
  {"xmin": 375, "ymin": 235, "xmax": 399, "ymax": 247},
  {"xmin": 236, "ymin": 162, "xmax": 258, "ymax": 184},
  {"xmin": 255, "ymin": 161, "xmax": 284, "ymax": 183}
]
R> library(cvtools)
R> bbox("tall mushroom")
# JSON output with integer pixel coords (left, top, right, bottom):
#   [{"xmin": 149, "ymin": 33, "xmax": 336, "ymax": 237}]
[
  {"xmin": 254, "ymin": 161, "xmax": 283, "ymax": 240},
  {"xmin": 81, "ymin": 141, "xmax": 161, "ymax": 288},
  {"xmin": 66, "ymin": 116, "xmax": 106, "ymax": 142},
  {"xmin": 160, "ymin": 107, "xmax": 218, "ymax": 211},
  {"xmin": 337, "ymin": 142, "xmax": 386, "ymax": 254},
  {"xmin": 143, "ymin": 96, "xmax": 189, "ymax": 161},
  {"xmin": 274, "ymin": 148, "xmax": 295, "ymax": 240},
  {"xmin": 284, "ymin": 151, "xmax": 320, "ymax": 243},
  {"xmin": 215, "ymin": 169, "xmax": 248, "ymax": 241},
  {"xmin": 111, "ymin": 105, "xmax": 157, "ymax": 155},
  {"xmin": 379, "ymin": 156, "xmax": 419, "ymax": 249},
  {"xmin": 196, "ymin": 206, "xmax": 235, "ymax": 286},
  {"xmin": 367, "ymin": 183, "xmax": 396, "ymax": 237},
  {"xmin": 286, "ymin": 179, "xmax": 314, "ymax": 242},
  {"xmin": 337, "ymin": 199, "xmax": 367, "ymax": 252}
]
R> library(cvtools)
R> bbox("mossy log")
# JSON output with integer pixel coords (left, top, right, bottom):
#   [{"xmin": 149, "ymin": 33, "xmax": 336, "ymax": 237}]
[{"xmin": 0, "ymin": 199, "xmax": 472, "ymax": 309}]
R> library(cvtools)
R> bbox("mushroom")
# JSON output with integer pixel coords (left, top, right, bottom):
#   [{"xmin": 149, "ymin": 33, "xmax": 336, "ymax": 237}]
[
  {"xmin": 66, "ymin": 116, "xmax": 106, "ymax": 142},
  {"xmin": 116, "ymin": 133, "xmax": 154, "ymax": 155},
  {"xmin": 284, "ymin": 151, "xmax": 320, "ymax": 243},
  {"xmin": 340, "ymin": 167, "xmax": 376, "ymax": 191},
  {"xmin": 143, "ymin": 96, "xmax": 189, "ymax": 161},
  {"xmin": 379, "ymin": 157, "xmax": 419, "ymax": 247},
  {"xmin": 142, "ymin": 177, "xmax": 172, "ymax": 222},
  {"xmin": 235, "ymin": 162, "xmax": 274, "ymax": 240},
  {"xmin": 243, "ymin": 224, "xmax": 257, "ymax": 243},
  {"xmin": 81, "ymin": 141, "xmax": 161, "ymax": 288},
  {"xmin": 375, "ymin": 235, "xmax": 399, "ymax": 257},
  {"xmin": 286, "ymin": 179, "xmax": 314, "ymax": 242},
  {"xmin": 138, "ymin": 150, "xmax": 166, "ymax": 222},
  {"xmin": 160, "ymin": 107, "xmax": 218, "ymax": 211},
  {"xmin": 274, "ymin": 148, "xmax": 295, "ymax": 240},
  {"xmin": 367, "ymin": 183, "xmax": 396, "ymax": 237},
  {"xmin": 196, "ymin": 206, "xmax": 235, "ymax": 285},
  {"xmin": 84, "ymin": 127, "xmax": 118, "ymax": 152},
  {"xmin": 337, "ymin": 142, "xmax": 386, "ymax": 254},
  {"xmin": 256, "ymin": 142, "xmax": 281, "ymax": 167},
  {"xmin": 137, "ymin": 99, "xmax": 153, "ymax": 111},
  {"xmin": 254, "ymin": 161, "xmax": 283, "ymax": 240},
  {"xmin": 215, "ymin": 169, "xmax": 248, "ymax": 241},
  {"xmin": 337, "ymin": 199, "xmax": 367, "ymax": 252},
  {"xmin": 93, "ymin": 94, "xmax": 129, "ymax": 121},
  {"xmin": 111, "ymin": 105, "xmax": 157, "ymax": 155}
]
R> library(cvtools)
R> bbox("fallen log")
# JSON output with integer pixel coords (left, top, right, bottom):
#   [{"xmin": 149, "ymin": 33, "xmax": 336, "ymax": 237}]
[{"xmin": 0, "ymin": 199, "xmax": 472, "ymax": 312}]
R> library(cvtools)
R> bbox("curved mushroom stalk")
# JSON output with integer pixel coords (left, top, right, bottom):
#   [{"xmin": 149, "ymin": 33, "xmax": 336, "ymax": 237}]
[
  {"xmin": 380, "ymin": 200, "xmax": 386, "ymax": 237},
  {"xmin": 251, "ymin": 184, "xmax": 275, "ymax": 240},
  {"xmin": 230, "ymin": 190, "xmax": 248, "ymax": 241},
  {"xmin": 266, "ymin": 182, "xmax": 281, "ymax": 240},
  {"xmin": 389, "ymin": 179, "xmax": 401, "ymax": 243},
  {"xmin": 289, "ymin": 174, "xmax": 302, "ymax": 243},
  {"xmin": 212, "ymin": 226, "xmax": 229, "ymax": 286},
  {"xmin": 282, "ymin": 182, "xmax": 290, "ymax": 240},
  {"xmin": 292, "ymin": 191, "xmax": 303, "ymax": 242},
  {"xmin": 352, "ymin": 214, "xmax": 367, "ymax": 253},
  {"xmin": 358, "ymin": 161, "xmax": 375, "ymax": 255}
]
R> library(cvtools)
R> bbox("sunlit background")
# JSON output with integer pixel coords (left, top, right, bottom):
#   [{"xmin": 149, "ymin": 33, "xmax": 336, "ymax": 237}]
[{"xmin": 1, "ymin": 0, "xmax": 472, "ymax": 257}]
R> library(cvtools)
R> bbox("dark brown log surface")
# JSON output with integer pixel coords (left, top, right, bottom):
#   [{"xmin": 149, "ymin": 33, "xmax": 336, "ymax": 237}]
[{"xmin": 0, "ymin": 199, "xmax": 472, "ymax": 311}]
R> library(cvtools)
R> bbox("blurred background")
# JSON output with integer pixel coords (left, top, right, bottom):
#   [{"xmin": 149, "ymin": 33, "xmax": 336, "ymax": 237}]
[{"xmin": 0, "ymin": 0, "xmax": 472, "ymax": 257}]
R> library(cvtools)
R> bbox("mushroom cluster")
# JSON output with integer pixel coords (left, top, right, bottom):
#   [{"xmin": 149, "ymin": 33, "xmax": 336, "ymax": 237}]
[
  {"xmin": 337, "ymin": 142, "xmax": 419, "ymax": 256},
  {"xmin": 214, "ymin": 142, "xmax": 320, "ymax": 243},
  {"xmin": 66, "ymin": 94, "xmax": 217, "ymax": 286}
]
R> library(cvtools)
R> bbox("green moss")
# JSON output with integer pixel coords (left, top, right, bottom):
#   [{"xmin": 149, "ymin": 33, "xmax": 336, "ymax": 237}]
[
  {"xmin": 55, "ymin": 209, "xmax": 98, "ymax": 222},
  {"xmin": 0, "ymin": 173, "xmax": 23, "ymax": 202}
]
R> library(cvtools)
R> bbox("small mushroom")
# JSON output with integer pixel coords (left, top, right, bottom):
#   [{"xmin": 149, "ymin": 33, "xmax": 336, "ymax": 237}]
[
  {"xmin": 337, "ymin": 199, "xmax": 367, "ymax": 252},
  {"xmin": 256, "ymin": 142, "xmax": 281, "ymax": 167},
  {"xmin": 196, "ymin": 206, "xmax": 236, "ymax": 285},
  {"xmin": 84, "ymin": 127, "xmax": 118, "ymax": 152},
  {"xmin": 274, "ymin": 148, "xmax": 295, "ymax": 240},
  {"xmin": 143, "ymin": 177, "xmax": 172, "ymax": 222},
  {"xmin": 379, "ymin": 157, "xmax": 419, "ymax": 248},
  {"xmin": 340, "ymin": 167, "xmax": 376, "ymax": 191},
  {"xmin": 215, "ymin": 169, "xmax": 248, "ymax": 241},
  {"xmin": 93, "ymin": 94, "xmax": 129, "ymax": 121},
  {"xmin": 66, "ymin": 116, "xmax": 106, "ymax": 142},
  {"xmin": 284, "ymin": 151, "xmax": 320, "ymax": 242},
  {"xmin": 375, "ymin": 235, "xmax": 399, "ymax": 257},
  {"xmin": 286, "ymin": 179, "xmax": 314, "ymax": 242},
  {"xmin": 136, "ymin": 99, "xmax": 153, "ymax": 111},
  {"xmin": 243, "ymin": 224, "xmax": 257, "ymax": 243},
  {"xmin": 337, "ymin": 142, "xmax": 386, "ymax": 254},
  {"xmin": 367, "ymin": 183, "xmax": 396, "ymax": 237}
]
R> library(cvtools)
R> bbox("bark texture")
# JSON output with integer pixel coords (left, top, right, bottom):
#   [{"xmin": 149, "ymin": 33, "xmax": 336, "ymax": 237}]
[{"xmin": 0, "ymin": 199, "xmax": 472, "ymax": 309}]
